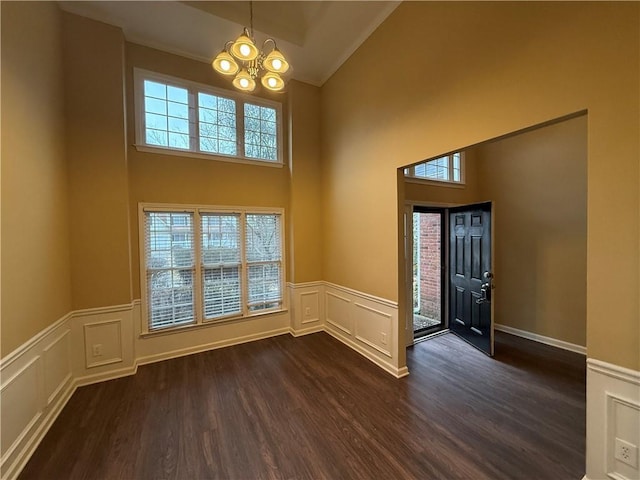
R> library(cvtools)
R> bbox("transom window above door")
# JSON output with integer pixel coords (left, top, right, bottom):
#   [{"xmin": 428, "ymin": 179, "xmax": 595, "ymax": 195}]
[{"xmin": 405, "ymin": 152, "xmax": 464, "ymax": 185}]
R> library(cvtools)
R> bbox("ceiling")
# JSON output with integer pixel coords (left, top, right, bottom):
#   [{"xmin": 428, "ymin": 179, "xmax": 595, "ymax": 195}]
[{"xmin": 58, "ymin": 1, "xmax": 401, "ymax": 86}]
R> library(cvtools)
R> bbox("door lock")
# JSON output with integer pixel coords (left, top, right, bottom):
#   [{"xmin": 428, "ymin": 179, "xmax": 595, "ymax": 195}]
[{"xmin": 476, "ymin": 271, "xmax": 494, "ymax": 304}]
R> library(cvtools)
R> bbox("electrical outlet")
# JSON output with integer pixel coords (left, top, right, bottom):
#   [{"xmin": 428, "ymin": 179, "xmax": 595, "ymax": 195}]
[
  {"xmin": 92, "ymin": 344, "xmax": 103, "ymax": 357},
  {"xmin": 615, "ymin": 437, "xmax": 639, "ymax": 468},
  {"xmin": 381, "ymin": 332, "xmax": 387, "ymax": 345},
  {"xmin": 304, "ymin": 307, "xmax": 311, "ymax": 316}
]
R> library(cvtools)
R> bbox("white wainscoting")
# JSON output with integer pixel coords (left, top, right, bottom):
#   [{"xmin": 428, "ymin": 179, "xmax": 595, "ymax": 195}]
[
  {"xmin": 287, "ymin": 282, "xmax": 325, "ymax": 337},
  {"xmin": 0, "ymin": 300, "xmax": 292, "ymax": 480},
  {"xmin": 495, "ymin": 323, "xmax": 587, "ymax": 355},
  {"xmin": 586, "ymin": 359, "xmax": 640, "ymax": 480},
  {"xmin": 323, "ymin": 282, "xmax": 407, "ymax": 378},
  {"xmin": 0, "ymin": 315, "xmax": 73, "ymax": 480}
]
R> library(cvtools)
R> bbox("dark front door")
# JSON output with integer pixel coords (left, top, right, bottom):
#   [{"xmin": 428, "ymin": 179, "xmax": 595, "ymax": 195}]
[{"xmin": 449, "ymin": 202, "xmax": 494, "ymax": 356}]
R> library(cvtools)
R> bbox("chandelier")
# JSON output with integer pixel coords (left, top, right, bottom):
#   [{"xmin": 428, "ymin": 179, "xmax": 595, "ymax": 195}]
[{"xmin": 212, "ymin": 2, "xmax": 290, "ymax": 93}]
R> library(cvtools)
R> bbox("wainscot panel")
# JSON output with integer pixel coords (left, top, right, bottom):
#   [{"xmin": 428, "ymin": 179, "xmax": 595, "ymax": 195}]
[
  {"xmin": 288, "ymin": 282, "xmax": 325, "ymax": 336},
  {"xmin": 0, "ymin": 316, "xmax": 73, "ymax": 480},
  {"xmin": 586, "ymin": 359, "xmax": 640, "ymax": 480},
  {"xmin": 323, "ymin": 283, "xmax": 405, "ymax": 378}
]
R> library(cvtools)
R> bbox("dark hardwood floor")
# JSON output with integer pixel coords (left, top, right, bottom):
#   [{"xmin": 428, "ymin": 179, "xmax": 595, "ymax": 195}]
[{"xmin": 19, "ymin": 331, "xmax": 586, "ymax": 480}]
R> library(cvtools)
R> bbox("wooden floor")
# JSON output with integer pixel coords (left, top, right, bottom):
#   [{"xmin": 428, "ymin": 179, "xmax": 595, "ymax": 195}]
[{"xmin": 19, "ymin": 331, "xmax": 586, "ymax": 480}]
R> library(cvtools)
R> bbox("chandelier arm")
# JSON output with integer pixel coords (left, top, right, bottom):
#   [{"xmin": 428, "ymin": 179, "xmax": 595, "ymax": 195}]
[{"xmin": 262, "ymin": 38, "xmax": 277, "ymax": 53}]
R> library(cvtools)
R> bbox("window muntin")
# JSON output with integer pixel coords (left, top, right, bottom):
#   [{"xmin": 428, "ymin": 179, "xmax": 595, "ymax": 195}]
[
  {"xmin": 135, "ymin": 69, "xmax": 283, "ymax": 165},
  {"xmin": 406, "ymin": 152, "xmax": 464, "ymax": 184},
  {"xmin": 141, "ymin": 205, "xmax": 284, "ymax": 333}
]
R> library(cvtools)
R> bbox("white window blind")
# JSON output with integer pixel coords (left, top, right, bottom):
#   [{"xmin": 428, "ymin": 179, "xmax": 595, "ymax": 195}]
[
  {"xmin": 245, "ymin": 214, "xmax": 282, "ymax": 311},
  {"xmin": 145, "ymin": 212, "xmax": 195, "ymax": 329},
  {"xmin": 142, "ymin": 206, "xmax": 284, "ymax": 332},
  {"xmin": 406, "ymin": 152, "xmax": 464, "ymax": 184},
  {"xmin": 201, "ymin": 213, "xmax": 242, "ymax": 319}
]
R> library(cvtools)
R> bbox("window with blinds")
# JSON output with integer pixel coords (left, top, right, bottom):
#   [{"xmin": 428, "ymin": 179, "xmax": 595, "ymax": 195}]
[
  {"xmin": 405, "ymin": 152, "xmax": 464, "ymax": 184},
  {"xmin": 142, "ymin": 206, "xmax": 284, "ymax": 332}
]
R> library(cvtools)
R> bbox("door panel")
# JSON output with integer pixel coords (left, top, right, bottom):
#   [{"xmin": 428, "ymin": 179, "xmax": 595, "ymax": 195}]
[{"xmin": 449, "ymin": 202, "xmax": 493, "ymax": 356}]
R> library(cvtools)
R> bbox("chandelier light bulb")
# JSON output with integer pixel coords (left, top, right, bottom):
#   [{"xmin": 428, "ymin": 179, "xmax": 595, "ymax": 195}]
[
  {"xmin": 239, "ymin": 44, "xmax": 251, "ymax": 57},
  {"xmin": 261, "ymin": 72, "xmax": 284, "ymax": 91},
  {"xmin": 212, "ymin": 50, "xmax": 239, "ymax": 76},
  {"xmin": 230, "ymin": 29, "xmax": 259, "ymax": 61},
  {"xmin": 263, "ymin": 47, "xmax": 289, "ymax": 74},
  {"xmin": 232, "ymin": 68, "xmax": 256, "ymax": 92}
]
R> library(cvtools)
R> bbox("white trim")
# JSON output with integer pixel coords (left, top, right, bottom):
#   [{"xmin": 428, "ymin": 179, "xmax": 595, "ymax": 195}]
[
  {"xmin": 135, "ymin": 327, "xmax": 290, "ymax": 367},
  {"xmin": 323, "ymin": 281, "xmax": 397, "ymax": 309},
  {"xmin": 0, "ymin": 312, "xmax": 72, "ymax": 367},
  {"xmin": 324, "ymin": 328, "xmax": 408, "ymax": 379},
  {"xmin": 0, "ymin": 379, "xmax": 75, "ymax": 480},
  {"xmin": 587, "ymin": 358, "xmax": 640, "ymax": 386},
  {"xmin": 586, "ymin": 358, "xmax": 640, "ymax": 480},
  {"xmin": 287, "ymin": 280, "xmax": 324, "ymax": 289},
  {"xmin": 288, "ymin": 325, "xmax": 324, "ymax": 337},
  {"xmin": 495, "ymin": 323, "xmax": 586, "ymax": 355},
  {"xmin": 133, "ymin": 144, "xmax": 284, "ymax": 168},
  {"xmin": 405, "ymin": 177, "xmax": 466, "ymax": 189}
]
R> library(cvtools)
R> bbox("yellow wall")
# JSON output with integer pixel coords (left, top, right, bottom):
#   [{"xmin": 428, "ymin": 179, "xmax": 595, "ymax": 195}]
[
  {"xmin": 62, "ymin": 13, "xmax": 132, "ymax": 309},
  {"xmin": 476, "ymin": 116, "xmax": 587, "ymax": 346},
  {"xmin": 288, "ymin": 81, "xmax": 323, "ymax": 283},
  {"xmin": 1, "ymin": 2, "xmax": 72, "ymax": 356},
  {"xmin": 321, "ymin": 2, "xmax": 639, "ymax": 369}
]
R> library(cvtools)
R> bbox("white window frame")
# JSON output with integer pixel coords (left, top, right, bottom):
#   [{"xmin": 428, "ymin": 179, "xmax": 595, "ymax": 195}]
[
  {"xmin": 138, "ymin": 203, "xmax": 286, "ymax": 335},
  {"xmin": 133, "ymin": 68, "xmax": 284, "ymax": 167},
  {"xmin": 405, "ymin": 152, "xmax": 465, "ymax": 186}
]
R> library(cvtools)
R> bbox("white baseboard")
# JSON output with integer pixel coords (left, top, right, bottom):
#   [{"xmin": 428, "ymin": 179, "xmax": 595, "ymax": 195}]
[
  {"xmin": 324, "ymin": 328, "xmax": 407, "ymax": 378},
  {"xmin": 495, "ymin": 323, "xmax": 586, "ymax": 355},
  {"xmin": 289, "ymin": 325, "xmax": 325, "ymax": 337},
  {"xmin": 135, "ymin": 327, "xmax": 291, "ymax": 367}
]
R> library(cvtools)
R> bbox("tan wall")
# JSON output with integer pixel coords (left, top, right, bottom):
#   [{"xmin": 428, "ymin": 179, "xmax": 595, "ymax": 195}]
[
  {"xmin": 62, "ymin": 13, "xmax": 132, "ymax": 309},
  {"xmin": 321, "ymin": 2, "xmax": 639, "ymax": 369},
  {"xmin": 125, "ymin": 43, "xmax": 293, "ymax": 299},
  {"xmin": 288, "ymin": 81, "xmax": 323, "ymax": 282},
  {"xmin": 1, "ymin": 2, "xmax": 72, "ymax": 356},
  {"xmin": 475, "ymin": 116, "xmax": 587, "ymax": 346}
]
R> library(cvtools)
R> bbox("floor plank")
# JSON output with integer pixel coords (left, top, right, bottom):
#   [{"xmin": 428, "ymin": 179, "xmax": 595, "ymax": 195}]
[{"xmin": 19, "ymin": 331, "xmax": 585, "ymax": 479}]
